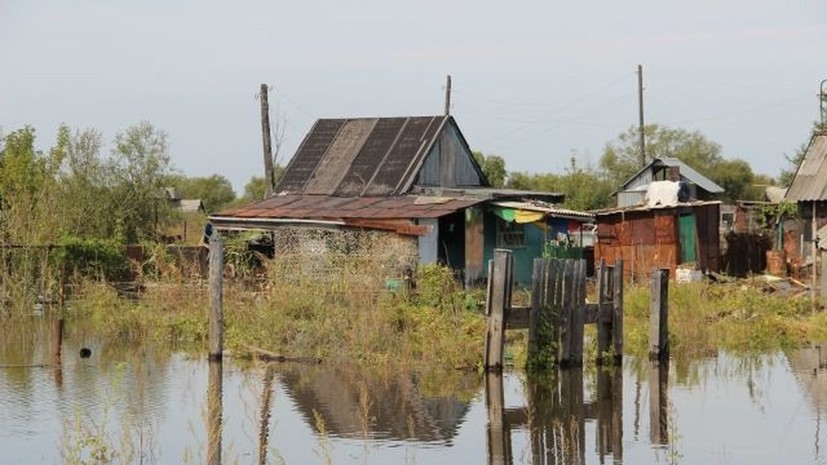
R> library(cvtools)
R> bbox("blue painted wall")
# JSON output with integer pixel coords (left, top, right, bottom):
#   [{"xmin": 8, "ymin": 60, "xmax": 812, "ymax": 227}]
[{"xmin": 482, "ymin": 211, "xmax": 547, "ymax": 286}]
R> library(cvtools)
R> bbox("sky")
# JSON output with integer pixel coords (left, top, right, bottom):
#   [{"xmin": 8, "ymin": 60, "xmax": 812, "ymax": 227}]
[{"xmin": 1, "ymin": 0, "xmax": 825, "ymax": 193}]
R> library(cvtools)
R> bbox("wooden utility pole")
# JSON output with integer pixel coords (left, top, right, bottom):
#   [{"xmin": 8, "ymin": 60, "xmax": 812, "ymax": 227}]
[
  {"xmin": 209, "ymin": 236, "xmax": 224, "ymax": 360},
  {"xmin": 260, "ymin": 83, "xmax": 275, "ymax": 198},
  {"xmin": 638, "ymin": 65, "xmax": 646, "ymax": 168},
  {"xmin": 444, "ymin": 75, "xmax": 452, "ymax": 116}
]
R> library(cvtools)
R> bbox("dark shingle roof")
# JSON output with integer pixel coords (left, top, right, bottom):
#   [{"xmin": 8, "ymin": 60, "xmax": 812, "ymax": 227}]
[{"xmin": 276, "ymin": 116, "xmax": 449, "ymax": 196}]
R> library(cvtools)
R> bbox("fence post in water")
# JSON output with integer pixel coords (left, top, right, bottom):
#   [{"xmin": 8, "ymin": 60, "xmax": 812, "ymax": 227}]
[
  {"xmin": 612, "ymin": 259, "xmax": 624, "ymax": 361},
  {"xmin": 649, "ymin": 268, "xmax": 669, "ymax": 360},
  {"xmin": 485, "ymin": 249, "xmax": 513, "ymax": 370},
  {"xmin": 209, "ymin": 236, "xmax": 224, "ymax": 360}
]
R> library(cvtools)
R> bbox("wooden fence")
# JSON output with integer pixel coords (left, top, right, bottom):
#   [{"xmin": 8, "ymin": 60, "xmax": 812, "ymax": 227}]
[
  {"xmin": 484, "ymin": 249, "xmax": 624, "ymax": 369},
  {"xmin": 484, "ymin": 248, "xmax": 670, "ymax": 369}
]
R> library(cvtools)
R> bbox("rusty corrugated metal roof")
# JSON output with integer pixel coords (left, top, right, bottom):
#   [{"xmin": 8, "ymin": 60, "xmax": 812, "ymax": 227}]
[
  {"xmin": 275, "ymin": 116, "xmax": 450, "ymax": 196},
  {"xmin": 785, "ymin": 132, "xmax": 827, "ymax": 201},
  {"xmin": 213, "ymin": 194, "xmax": 483, "ymax": 221}
]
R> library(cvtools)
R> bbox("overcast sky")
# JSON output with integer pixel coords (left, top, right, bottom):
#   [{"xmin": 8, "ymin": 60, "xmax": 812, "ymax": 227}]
[{"xmin": 2, "ymin": 0, "xmax": 825, "ymax": 192}]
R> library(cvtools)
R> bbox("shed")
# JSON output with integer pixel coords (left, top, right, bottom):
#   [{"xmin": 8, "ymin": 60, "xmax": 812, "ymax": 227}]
[
  {"xmin": 616, "ymin": 157, "xmax": 724, "ymax": 208},
  {"xmin": 593, "ymin": 201, "xmax": 721, "ymax": 282}
]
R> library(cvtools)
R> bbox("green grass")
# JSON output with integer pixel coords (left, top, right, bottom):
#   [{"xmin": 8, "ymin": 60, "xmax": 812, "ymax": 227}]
[{"xmin": 623, "ymin": 280, "xmax": 827, "ymax": 359}]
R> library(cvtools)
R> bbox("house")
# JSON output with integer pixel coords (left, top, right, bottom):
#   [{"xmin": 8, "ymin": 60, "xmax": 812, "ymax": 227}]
[
  {"xmin": 782, "ymin": 130, "xmax": 827, "ymax": 276},
  {"xmin": 615, "ymin": 157, "xmax": 724, "ymax": 208},
  {"xmin": 210, "ymin": 115, "xmax": 593, "ymax": 285}
]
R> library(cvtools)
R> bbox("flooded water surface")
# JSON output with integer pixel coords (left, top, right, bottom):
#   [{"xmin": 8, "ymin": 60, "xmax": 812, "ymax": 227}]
[{"xmin": 1, "ymin": 318, "xmax": 825, "ymax": 465}]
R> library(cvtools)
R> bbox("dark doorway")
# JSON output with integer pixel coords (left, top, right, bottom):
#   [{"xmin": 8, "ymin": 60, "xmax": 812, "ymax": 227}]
[{"xmin": 438, "ymin": 211, "xmax": 466, "ymax": 275}]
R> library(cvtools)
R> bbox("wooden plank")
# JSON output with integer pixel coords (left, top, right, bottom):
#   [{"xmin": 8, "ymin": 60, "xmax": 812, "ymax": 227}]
[
  {"xmin": 596, "ymin": 259, "xmax": 610, "ymax": 362},
  {"xmin": 583, "ymin": 303, "xmax": 598, "ymax": 325},
  {"xmin": 485, "ymin": 250, "xmax": 512, "ymax": 370},
  {"xmin": 507, "ymin": 305, "xmax": 531, "ymax": 330},
  {"xmin": 613, "ymin": 259, "xmax": 625, "ymax": 359},
  {"xmin": 209, "ymin": 236, "xmax": 224, "ymax": 360},
  {"xmin": 570, "ymin": 260, "xmax": 586, "ymax": 366},
  {"xmin": 528, "ymin": 259, "xmax": 544, "ymax": 355},
  {"xmin": 559, "ymin": 260, "xmax": 575, "ymax": 365},
  {"xmin": 649, "ymin": 268, "xmax": 669, "ymax": 360}
]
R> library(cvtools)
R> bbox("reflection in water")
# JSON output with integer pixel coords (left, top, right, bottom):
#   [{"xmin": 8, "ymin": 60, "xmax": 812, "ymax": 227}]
[
  {"xmin": 4, "ymin": 319, "xmax": 827, "ymax": 465},
  {"xmin": 277, "ymin": 364, "xmax": 478, "ymax": 442},
  {"xmin": 649, "ymin": 360, "xmax": 669, "ymax": 445},
  {"xmin": 485, "ymin": 367, "xmax": 623, "ymax": 465},
  {"xmin": 207, "ymin": 359, "xmax": 223, "ymax": 465}
]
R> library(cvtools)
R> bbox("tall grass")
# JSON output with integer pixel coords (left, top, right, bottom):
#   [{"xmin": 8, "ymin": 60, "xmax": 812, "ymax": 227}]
[{"xmin": 623, "ymin": 280, "xmax": 827, "ymax": 359}]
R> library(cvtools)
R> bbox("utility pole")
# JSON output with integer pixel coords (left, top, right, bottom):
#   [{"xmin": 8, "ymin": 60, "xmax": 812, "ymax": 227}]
[
  {"xmin": 260, "ymin": 83, "xmax": 275, "ymax": 198},
  {"xmin": 638, "ymin": 65, "xmax": 646, "ymax": 168},
  {"xmin": 444, "ymin": 75, "xmax": 452, "ymax": 116},
  {"xmin": 820, "ymin": 78, "xmax": 827, "ymax": 130}
]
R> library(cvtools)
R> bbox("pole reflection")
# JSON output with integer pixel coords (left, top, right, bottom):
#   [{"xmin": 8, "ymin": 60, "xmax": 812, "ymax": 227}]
[{"xmin": 207, "ymin": 359, "xmax": 223, "ymax": 465}]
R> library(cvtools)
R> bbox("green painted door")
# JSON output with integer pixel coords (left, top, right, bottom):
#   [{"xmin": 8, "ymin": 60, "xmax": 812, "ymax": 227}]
[{"xmin": 678, "ymin": 213, "xmax": 697, "ymax": 264}]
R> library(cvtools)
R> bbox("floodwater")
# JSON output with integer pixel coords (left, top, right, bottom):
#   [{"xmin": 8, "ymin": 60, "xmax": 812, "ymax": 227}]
[{"xmin": 1, "ymin": 318, "xmax": 826, "ymax": 465}]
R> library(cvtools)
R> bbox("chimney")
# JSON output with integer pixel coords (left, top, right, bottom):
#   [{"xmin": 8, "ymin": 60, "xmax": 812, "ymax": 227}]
[{"xmin": 668, "ymin": 165, "xmax": 680, "ymax": 182}]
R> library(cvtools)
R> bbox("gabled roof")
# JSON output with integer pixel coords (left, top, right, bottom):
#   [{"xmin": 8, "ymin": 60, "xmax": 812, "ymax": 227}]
[
  {"xmin": 620, "ymin": 157, "xmax": 724, "ymax": 194},
  {"xmin": 275, "ymin": 115, "xmax": 487, "ymax": 196},
  {"xmin": 785, "ymin": 131, "xmax": 827, "ymax": 202}
]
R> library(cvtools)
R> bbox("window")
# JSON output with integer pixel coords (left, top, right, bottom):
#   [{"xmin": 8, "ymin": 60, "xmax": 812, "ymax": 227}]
[{"xmin": 496, "ymin": 219, "xmax": 525, "ymax": 248}]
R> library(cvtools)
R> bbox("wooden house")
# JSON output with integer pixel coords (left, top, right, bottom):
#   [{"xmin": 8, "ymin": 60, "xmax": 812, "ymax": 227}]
[{"xmin": 210, "ymin": 115, "xmax": 592, "ymax": 285}]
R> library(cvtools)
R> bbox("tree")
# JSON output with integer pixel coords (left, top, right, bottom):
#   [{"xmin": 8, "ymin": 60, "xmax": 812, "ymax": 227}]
[
  {"xmin": 508, "ymin": 155, "xmax": 614, "ymax": 211},
  {"xmin": 713, "ymin": 159, "xmax": 763, "ymax": 202},
  {"xmin": 243, "ymin": 176, "xmax": 266, "ymax": 201},
  {"xmin": 166, "ymin": 174, "xmax": 237, "ymax": 213},
  {"xmin": 600, "ymin": 124, "xmax": 723, "ymax": 187},
  {"xmin": 778, "ymin": 122, "xmax": 822, "ymax": 186},
  {"xmin": 472, "ymin": 151, "xmax": 507, "ymax": 188},
  {"xmin": 108, "ymin": 121, "xmax": 174, "ymax": 242}
]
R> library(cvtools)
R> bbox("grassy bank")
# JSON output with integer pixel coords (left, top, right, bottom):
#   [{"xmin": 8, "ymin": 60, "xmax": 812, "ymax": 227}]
[
  {"xmin": 7, "ymin": 258, "xmax": 827, "ymax": 371},
  {"xmin": 622, "ymin": 280, "xmax": 827, "ymax": 359},
  {"xmin": 69, "ymin": 262, "xmax": 487, "ymax": 371}
]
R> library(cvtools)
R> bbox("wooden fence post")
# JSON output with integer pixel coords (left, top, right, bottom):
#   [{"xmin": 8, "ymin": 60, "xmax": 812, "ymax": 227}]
[
  {"xmin": 209, "ymin": 236, "xmax": 224, "ymax": 360},
  {"xmin": 649, "ymin": 268, "xmax": 669, "ymax": 360},
  {"xmin": 559, "ymin": 260, "xmax": 575, "ymax": 366},
  {"xmin": 612, "ymin": 259, "xmax": 624, "ymax": 361},
  {"xmin": 528, "ymin": 258, "xmax": 545, "ymax": 359},
  {"xmin": 596, "ymin": 259, "xmax": 611, "ymax": 363},
  {"xmin": 570, "ymin": 259, "xmax": 586, "ymax": 365},
  {"xmin": 485, "ymin": 249, "xmax": 513, "ymax": 370}
]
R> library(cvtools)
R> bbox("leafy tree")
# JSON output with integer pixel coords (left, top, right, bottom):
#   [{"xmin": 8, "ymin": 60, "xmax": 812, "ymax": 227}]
[
  {"xmin": 778, "ymin": 122, "xmax": 822, "ymax": 186},
  {"xmin": 243, "ymin": 176, "xmax": 266, "ymax": 201},
  {"xmin": 472, "ymin": 151, "xmax": 507, "ymax": 188},
  {"xmin": 600, "ymin": 124, "xmax": 723, "ymax": 187},
  {"xmin": 108, "ymin": 121, "xmax": 174, "ymax": 242},
  {"xmin": 509, "ymin": 156, "xmax": 614, "ymax": 211},
  {"xmin": 165, "ymin": 174, "xmax": 237, "ymax": 213},
  {"xmin": 713, "ymin": 158, "xmax": 763, "ymax": 202}
]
